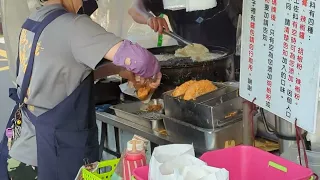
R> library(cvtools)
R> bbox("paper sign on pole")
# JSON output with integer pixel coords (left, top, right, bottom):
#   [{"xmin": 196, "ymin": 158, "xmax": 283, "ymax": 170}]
[{"xmin": 240, "ymin": 0, "xmax": 320, "ymax": 133}]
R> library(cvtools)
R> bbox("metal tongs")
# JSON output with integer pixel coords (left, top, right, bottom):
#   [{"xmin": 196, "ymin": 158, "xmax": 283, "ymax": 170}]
[{"xmin": 163, "ymin": 30, "xmax": 193, "ymax": 46}]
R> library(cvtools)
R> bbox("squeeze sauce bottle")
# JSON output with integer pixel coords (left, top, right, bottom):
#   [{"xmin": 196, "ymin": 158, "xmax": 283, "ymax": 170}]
[{"xmin": 122, "ymin": 140, "xmax": 147, "ymax": 180}]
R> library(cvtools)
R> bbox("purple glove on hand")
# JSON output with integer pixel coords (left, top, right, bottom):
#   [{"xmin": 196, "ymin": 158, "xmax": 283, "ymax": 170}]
[{"xmin": 113, "ymin": 40, "xmax": 160, "ymax": 78}]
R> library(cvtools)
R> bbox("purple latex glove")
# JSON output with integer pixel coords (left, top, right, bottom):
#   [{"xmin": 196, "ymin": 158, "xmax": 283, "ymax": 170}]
[{"xmin": 113, "ymin": 40, "xmax": 160, "ymax": 78}]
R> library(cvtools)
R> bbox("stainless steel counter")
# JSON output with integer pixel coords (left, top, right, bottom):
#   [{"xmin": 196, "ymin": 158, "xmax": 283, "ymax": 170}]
[{"xmin": 96, "ymin": 112, "xmax": 207, "ymax": 154}]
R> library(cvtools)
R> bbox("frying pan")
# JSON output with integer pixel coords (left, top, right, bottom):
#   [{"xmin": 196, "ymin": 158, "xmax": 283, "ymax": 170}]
[{"xmin": 147, "ymin": 45, "xmax": 235, "ymax": 86}]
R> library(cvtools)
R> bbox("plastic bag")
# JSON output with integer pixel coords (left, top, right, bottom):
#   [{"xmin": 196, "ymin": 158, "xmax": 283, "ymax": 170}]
[
  {"xmin": 180, "ymin": 165, "xmax": 229, "ymax": 180},
  {"xmin": 148, "ymin": 144, "xmax": 194, "ymax": 180},
  {"xmin": 158, "ymin": 154, "xmax": 206, "ymax": 180},
  {"xmin": 149, "ymin": 146, "xmax": 229, "ymax": 180},
  {"xmin": 74, "ymin": 162, "xmax": 99, "ymax": 180}
]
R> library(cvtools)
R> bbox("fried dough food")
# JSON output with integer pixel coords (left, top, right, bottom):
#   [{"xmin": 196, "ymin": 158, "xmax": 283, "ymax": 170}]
[
  {"xmin": 172, "ymin": 80, "xmax": 197, "ymax": 97},
  {"xmin": 174, "ymin": 43, "xmax": 212, "ymax": 61},
  {"xmin": 183, "ymin": 80, "xmax": 217, "ymax": 100},
  {"xmin": 137, "ymin": 86, "xmax": 152, "ymax": 100},
  {"xmin": 146, "ymin": 104, "xmax": 163, "ymax": 112}
]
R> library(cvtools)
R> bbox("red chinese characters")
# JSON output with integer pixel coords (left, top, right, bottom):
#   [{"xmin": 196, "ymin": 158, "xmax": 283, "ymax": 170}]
[
  {"xmin": 295, "ymin": 77, "xmax": 302, "ymax": 100},
  {"xmin": 295, "ymin": 47, "xmax": 304, "ymax": 100},
  {"xmin": 302, "ymin": 0, "xmax": 307, "ymax": 7},
  {"xmin": 270, "ymin": 0, "xmax": 277, "ymax": 21},
  {"xmin": 299, "ymin": 16, "xmax": 306, "ymax": 40}
]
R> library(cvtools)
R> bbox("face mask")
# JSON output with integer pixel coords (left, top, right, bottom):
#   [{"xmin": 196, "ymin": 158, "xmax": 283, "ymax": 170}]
[{"xmin": 78, "ymin": 0, "xmax": 98, "ymax": 16}]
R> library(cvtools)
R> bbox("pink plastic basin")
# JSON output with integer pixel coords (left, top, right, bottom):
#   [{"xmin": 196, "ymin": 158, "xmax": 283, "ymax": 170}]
[
  {"xmin": 200, "ymin": 145, "xmax": 313, "ymax": 180},
  {"xmin": 133, "ymin": 166, "xmax": 149, "ymax": 180},
  {"xmin": 133, "ymin": 146, "xmax": 314, "ymax": 180}
]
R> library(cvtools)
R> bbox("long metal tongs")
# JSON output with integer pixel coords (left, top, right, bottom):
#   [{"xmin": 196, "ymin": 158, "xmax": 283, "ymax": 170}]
[
  {"xmin": 151, "ymin": 13, "xmax": 193, "ymax": 46},
  {"xmin": 163, "ymin": 30, "xmax": 193, "ymax": 46}
]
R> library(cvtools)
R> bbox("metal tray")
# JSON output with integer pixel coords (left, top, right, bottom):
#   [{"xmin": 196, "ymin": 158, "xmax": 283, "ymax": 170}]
[
  {"xmin": 164, "ymin": 83, "xmax": 241, "ymax": 129},
  {"xmin": 201, "ymin": 82, "xmax": 239, "ymax": 106},
  {"xmin": 163, "ymin": 116, "xmax": 243, "ymax": 151},
  {"xmin": 110, "ymin": 101, "xmax": 165, "ymax": 131}
]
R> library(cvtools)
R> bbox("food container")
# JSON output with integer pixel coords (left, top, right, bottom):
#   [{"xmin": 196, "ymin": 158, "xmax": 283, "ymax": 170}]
[
  {"xmin": 163, "ymin": 83, "xmax": 242, "ymax": 129},
  {"xmin": 110, "ymin": 100, "xmax": 165, "ymax": 131},
  {"xmin": 201, "ymin": 82, "xmax": 239, "ymax": 106},
  {"xmin": 163, "ymin": 116, "xmax": 243, "ymax": 151}
]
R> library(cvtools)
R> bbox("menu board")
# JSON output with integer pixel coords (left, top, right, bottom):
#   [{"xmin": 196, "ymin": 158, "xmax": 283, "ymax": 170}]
[{"xmin": 240, "ymin": 0, "xmax": 320, "ymax": 133}]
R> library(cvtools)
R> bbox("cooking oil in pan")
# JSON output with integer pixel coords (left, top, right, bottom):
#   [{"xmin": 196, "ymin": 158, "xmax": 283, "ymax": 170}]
[{"xmin": 155, "ymin": 52, "xmax": 227, "ymax": 62}]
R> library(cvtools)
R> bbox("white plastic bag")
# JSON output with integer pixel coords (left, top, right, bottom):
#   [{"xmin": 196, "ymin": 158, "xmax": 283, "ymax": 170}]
[
  {"xmin": 180, "ymin": 165, "xmax": 229, "ymax": 180},
  {"xmin": 158, "ymin": 154, "xmax": 207, "ymax": 180},
  {"xmin": 148, "ymin": 144, "xmax": 194, "ymax": 180}
]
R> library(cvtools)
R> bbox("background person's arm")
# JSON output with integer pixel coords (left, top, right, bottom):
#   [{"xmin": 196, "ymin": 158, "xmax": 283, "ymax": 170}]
[
  {"xmin": 128, "ymin": 0, "xmax": 153, "ymax": 24},
  {"xmin": 128, "ymin": 0, "xmax": 168, "ymax": 33}
]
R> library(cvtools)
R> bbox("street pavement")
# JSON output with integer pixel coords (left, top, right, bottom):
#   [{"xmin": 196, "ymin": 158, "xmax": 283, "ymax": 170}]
[{"xmin": 0, "ymin": 40, "xmax": 14, "ymax": 140}]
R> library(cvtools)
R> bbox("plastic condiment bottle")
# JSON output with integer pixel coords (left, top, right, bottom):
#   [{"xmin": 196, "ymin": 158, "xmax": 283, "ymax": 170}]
[{"xmin": 122, "ymin": 140, "xmax": 147, "ymax": 180}]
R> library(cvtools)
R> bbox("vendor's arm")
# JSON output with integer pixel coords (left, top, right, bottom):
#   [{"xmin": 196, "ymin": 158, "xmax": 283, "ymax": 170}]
[
  {"xmin": 71, "ymin": 15, "xmax": 160, "ymax": 80},
  {"xmin": 93, "ymin": 63, "xmax": 124, "ymax": 80},
  {"xmin": 128, "ymin": 0, "xmax": 169, "ymax": 33}
]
